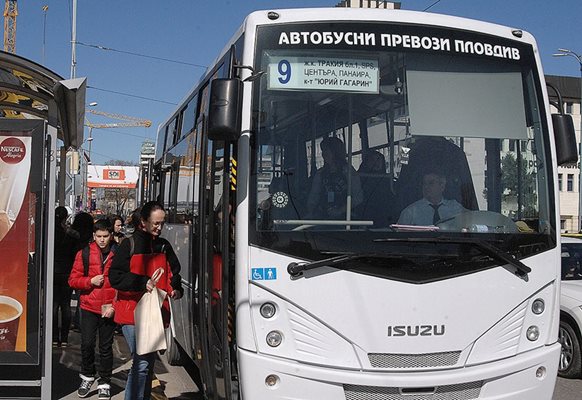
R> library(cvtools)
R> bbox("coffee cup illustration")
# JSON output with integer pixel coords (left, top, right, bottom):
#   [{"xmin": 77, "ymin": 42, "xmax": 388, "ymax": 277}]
[{"xmin": 0, "ymin": 295, "xmax": 23, "ymax": 351}]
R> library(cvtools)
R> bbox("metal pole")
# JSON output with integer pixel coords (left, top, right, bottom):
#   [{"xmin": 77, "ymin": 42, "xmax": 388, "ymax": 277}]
[
  {"xmin": 86, "ymin": 127, "xmax": 93, "ymax": 210},
  {"xmin": 579, "ymin": 142, "xmax": 582, "ymax": 232},
  {"xmin": 88, "ymin": 127, "xmax": 93, "ymax": 163},
  {"xmin": 578, "ymin": 63, "xmax": 582, "ymax": 231},
  {"xmin": 70, "ymin": 0, "xmax": 77, "ymax": 78},
  {"xmin": 42, "ymin": 5, "xmax": 48, "ymax": 64}
]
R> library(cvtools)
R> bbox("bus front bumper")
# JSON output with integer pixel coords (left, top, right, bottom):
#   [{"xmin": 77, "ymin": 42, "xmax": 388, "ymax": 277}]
[{"xmin": 238, "ymin": 343, "xmax": 560, "ymax": 399}]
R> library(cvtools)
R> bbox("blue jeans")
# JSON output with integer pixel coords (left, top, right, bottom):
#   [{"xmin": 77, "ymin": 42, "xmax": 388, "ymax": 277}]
[{"xmin": 122, "ymin": 325, "xmax": 156, "ymax": 400}]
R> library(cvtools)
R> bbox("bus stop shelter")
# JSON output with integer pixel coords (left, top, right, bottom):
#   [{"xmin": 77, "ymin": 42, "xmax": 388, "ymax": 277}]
[{"xmin": 0, "ymin": 50, "xmax": 85, "ymax": 399}]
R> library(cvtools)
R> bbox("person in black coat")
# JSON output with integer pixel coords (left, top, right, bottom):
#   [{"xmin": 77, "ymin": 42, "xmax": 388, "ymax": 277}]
[{"xmin": 52, "ymin": 206, "xmax": 78, "ymax": 346}]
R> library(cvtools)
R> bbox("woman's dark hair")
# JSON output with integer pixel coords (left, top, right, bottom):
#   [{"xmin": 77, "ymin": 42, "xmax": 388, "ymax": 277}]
[
  {"xmin": 110, "ymin": 214, "xmax": 124, "ymax": 226},
  {"xmin": 129, "ymin": 207, "xmax": 142, "ymax": 229},
  {"xmin": 140, "ymin": 201, "xmax": 164, "ymax": 221},
  {"xmin": 55, "ymin": 206, "xmax": 68, "ymax": 224}
]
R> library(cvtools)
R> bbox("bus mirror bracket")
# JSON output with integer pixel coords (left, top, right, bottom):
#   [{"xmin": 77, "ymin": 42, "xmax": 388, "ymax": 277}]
[
  {"xmin": 208, "ymin": 78, "xmax": 243, "ymax": 141},
  {"xmin": 547, "ymin": 83, "xmax": 578, "ymax": 165},
  {"xmin": 234, "ymin": 64, "xmax": 265, "ymax": 82}
]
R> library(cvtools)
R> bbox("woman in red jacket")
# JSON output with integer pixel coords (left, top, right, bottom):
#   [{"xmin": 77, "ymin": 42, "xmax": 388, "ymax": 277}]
[
  {"xmin": 68, "ymin": 219, "xmax": 116, "ymax": 400},
  {"xmin": 109, "ymin": 201, "xmax": 183, "ymax": 400}
]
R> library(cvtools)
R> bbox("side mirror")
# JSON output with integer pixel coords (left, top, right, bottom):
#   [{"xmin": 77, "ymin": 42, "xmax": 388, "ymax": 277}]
[
  {"xmin": 208, "ymin": 78, "xmax": 243, "ymax": 141},
  {"xmin": 553, "ymin": 113, "xmax": 578, "ymax": 165}
]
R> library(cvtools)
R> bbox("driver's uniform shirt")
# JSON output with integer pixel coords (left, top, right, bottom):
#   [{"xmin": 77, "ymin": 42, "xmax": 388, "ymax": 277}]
[{"xmin": 397, "ymin": 198, "xmax": 464, "ymax": 226}]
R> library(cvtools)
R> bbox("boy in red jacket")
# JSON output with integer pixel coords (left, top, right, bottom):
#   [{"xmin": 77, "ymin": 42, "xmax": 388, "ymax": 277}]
[{"xmin": 68, "ymin": 219, "xmax": 116, "ymax": 400}]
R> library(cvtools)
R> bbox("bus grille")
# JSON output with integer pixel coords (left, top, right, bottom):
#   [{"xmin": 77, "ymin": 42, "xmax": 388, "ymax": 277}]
[
  {"xmin": 368, "ymin": 351, "xmax": 461, "ymax": 368},
  {"xmin": 344, "ymin": 381, "xmax": 482, "ymax": 400}
]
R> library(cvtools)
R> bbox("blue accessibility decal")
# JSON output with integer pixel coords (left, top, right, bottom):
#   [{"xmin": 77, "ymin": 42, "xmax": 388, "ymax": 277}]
[{"xmin": 251, "ymin": 267, "xmax": 277, "ymax": 281}]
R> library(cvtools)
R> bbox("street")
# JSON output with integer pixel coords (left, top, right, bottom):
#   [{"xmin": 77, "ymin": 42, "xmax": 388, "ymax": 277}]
[
  {"xmin": 50, "ymin": 329, "xmax": 582, "ymax": 400},
  {"xmin": 53, "ymin": 329, "xmax": 201, "ymax": 399},
  {"xmin": 554, "ymin": 376, "xmax": 582, "ymax": 400}
]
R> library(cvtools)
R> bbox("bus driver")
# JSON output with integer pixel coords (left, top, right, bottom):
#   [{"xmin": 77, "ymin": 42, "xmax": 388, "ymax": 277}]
[{"xmin": 397, "ymin": 170, "xmax": 465, "ymax": 226}]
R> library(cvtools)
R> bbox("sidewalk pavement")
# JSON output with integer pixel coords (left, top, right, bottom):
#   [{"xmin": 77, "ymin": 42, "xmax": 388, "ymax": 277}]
[{"xmin": 52, "ymin": 328, "xmax": 201, "ymax": 399}]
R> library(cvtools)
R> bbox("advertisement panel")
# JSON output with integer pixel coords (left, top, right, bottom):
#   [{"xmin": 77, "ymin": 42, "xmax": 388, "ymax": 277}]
[
  {"xmin": 0, "ymin": 122, "xmax": 44, "ymax": 381},
  {"xmin": 0, "ymin": 135, "xmax": 32, "ymax": 353}
]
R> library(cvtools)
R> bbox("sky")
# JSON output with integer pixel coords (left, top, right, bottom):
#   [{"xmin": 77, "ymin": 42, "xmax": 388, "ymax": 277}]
[{"xmin": 12, "ymin": 0, "xmax": 582, "ymax": 165}]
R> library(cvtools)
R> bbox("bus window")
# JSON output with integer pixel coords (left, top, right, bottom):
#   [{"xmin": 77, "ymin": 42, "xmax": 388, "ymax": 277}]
[
  {"xmin": 163, "ymin": 168, "xmax": 172, "ymax": 213},
  {"xmin": 155, "ymin": 126, "xmax": 168, "ymax": 161},
  {"xmin": 175, "ymin": 132, "xmax": 196, "ymax": 224},
  {"xmin": 180, "ymin": 96, "xmax": 198, "ymax": 142},
  {"xmin": 166, "ymin": 117, "xmax": 179, "ymax": 149}
]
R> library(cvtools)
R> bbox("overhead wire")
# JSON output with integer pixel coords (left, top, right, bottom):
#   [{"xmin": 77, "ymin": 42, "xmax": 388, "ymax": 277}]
[
  {"xmin": 423, "ymin": 0, "xmax": 442, "ymax": 11},
  {"xmin": 76, "ymin": 41, "xmax": 208, "ymax": 69},
  {"xmin": 87, "ymin": 85, "xmax": 177, "ymax": 105},
  {"xmin": 90, "ymin": 127, "xmax": 152, "ymax": 140}
]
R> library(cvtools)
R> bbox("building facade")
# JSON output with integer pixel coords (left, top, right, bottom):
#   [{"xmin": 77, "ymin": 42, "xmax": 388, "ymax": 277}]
[{"xmin": 547, "ymin": 75, "xmax": 582, "ymax": 233}]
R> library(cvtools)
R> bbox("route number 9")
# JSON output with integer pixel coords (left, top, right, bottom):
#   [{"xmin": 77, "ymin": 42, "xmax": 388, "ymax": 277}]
[{"xmin": 278, "ymin": 60, "xmax": 291, "ymax": 84}]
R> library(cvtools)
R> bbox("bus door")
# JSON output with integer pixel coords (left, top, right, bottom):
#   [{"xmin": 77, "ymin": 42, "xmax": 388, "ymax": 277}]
[{"xmin": 199, "ymin": 136, "xmax": 237, "ymax": 399}]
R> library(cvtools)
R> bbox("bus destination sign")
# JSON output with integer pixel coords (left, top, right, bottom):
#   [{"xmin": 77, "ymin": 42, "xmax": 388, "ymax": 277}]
[{"xmin": 268, "ymin": 55, "xmax": 379, "ymax": 93}]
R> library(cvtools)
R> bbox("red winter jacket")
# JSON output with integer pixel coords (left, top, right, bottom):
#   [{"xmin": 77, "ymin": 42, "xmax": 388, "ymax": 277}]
[
  {"xmin": 68, "ymin": 242, "xmax": 116, "ymax": 315},
  {"xmin": 109, "ymin": 229, "xmax": 183, "ymax": 326}
]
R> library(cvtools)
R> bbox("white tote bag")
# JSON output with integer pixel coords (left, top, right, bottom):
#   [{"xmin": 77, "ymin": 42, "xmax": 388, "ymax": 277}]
[{"xmin": 134, "ymin": 268, "xmax": 167, "ymax": 355}]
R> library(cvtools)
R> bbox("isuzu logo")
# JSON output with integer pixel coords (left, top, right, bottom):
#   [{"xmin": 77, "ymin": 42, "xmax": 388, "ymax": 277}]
[{"xmin": 387, "ymin": 325, "xmax": 445, "ymax": 337}]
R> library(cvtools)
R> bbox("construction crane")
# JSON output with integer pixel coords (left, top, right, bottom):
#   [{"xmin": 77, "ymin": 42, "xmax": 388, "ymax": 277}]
[
  {"xmin": 85, "ymin": 109, "xmax": 152, "ymax": 129},
  {"xmin": 83, "ymin": 109, "xmax": 152, "ymax": 164},
  {"xmin": 3, "ymin": 0, "xmax": 17, "ymax": 53}
]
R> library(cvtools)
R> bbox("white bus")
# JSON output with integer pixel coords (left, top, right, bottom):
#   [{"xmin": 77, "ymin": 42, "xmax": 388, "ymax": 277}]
[{"xmin": 148, "ymin": 7, "xmax": 577, "ymax": 400}]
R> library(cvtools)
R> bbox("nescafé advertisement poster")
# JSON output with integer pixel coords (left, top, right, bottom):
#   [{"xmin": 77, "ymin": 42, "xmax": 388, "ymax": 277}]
[{"xmin": 0, "ymin": 135, "xmax": 32, "ymax": 352}]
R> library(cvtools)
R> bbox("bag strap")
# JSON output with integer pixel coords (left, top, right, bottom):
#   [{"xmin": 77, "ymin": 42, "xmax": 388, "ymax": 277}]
[
  {"xmin": 82, "ymin": 245, "xmax": 90, "ymax": 277},
  {"xmin": 151, "ymin": 267, "xmax": 164, "ymax": 284}
]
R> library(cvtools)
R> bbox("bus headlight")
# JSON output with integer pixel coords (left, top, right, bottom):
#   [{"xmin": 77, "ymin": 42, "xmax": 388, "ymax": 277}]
[
  {"xmin": 531, "ymin": 299, "xmax": 545, "ymax": 315},
  {"xmin": 526, "ymin": 326, "xmax": 540, "ymax": 341},
  {"xmin": 260, "ymin": 302, "xmax": 277, "ymax": 319},
  {"xmin": 266, "ymin": 331, "xmax": 283, "ymax": 347}
]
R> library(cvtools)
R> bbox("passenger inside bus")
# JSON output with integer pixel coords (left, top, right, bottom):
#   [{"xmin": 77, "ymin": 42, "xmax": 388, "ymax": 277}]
[
  {"xmin": 397, "ymin": 169, "xmax": 465, "ymax": 226},
  {"xmin": 306, "ymin": 136, "xmax": 363, "ymax": 219},
  {"xmin": 357, "ymin": 150, "xmax": 397, "ymax": 227}
]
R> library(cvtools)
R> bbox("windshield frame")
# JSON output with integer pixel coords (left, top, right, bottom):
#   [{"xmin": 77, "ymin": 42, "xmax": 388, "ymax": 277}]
[{"xmin": 248, "ymin": 21, "xmax": 556, "ymax": 277}]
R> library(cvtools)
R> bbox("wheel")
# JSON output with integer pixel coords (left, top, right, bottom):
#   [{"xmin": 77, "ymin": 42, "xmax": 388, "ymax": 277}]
[
  {"xmin": 559, "ymin": 319, "xmax": 582, "ymax": 378},
  {"xmin": 164, "ymin": 326, "xmax": 183, "ymax": 366}
]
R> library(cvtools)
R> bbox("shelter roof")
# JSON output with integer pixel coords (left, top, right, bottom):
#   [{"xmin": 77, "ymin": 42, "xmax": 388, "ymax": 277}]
[{"xmin": 0, "ymin": 50, "xmax": 86, "ymax": 147}]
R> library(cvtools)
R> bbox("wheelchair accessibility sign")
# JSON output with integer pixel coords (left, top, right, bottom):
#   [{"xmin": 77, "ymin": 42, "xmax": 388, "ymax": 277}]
[{"xmin": 252, "ymin": 267, "xmax": 277, "ymax": 281}]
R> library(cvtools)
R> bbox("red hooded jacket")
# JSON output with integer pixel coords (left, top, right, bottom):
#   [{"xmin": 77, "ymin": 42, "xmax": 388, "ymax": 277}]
[
  {"xmin": 108, "ymin": 229, "xmax": 183, "ymax": 326},
  {"xmin": 68, "ymin": 242, "xmax": 116, "ymax": 315}
]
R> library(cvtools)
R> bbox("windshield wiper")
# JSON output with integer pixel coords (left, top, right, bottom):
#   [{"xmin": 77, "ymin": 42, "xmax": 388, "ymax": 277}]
[
  {"xmin": 287, "ymin": 253, "xmax": 391, "ymax": 278},
  {"xmin": 373, "ymin": 237, "xmax": 531, "ymax": 278}
]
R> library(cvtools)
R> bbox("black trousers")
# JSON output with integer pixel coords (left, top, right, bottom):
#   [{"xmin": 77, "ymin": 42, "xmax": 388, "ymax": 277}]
[
  {"xmin": 80, "ymin": 308, "xmax": 116, "ymax": 384},
  {"xmin": 52, "ymin": 281, "xmax": 72, "ymax": 344}
]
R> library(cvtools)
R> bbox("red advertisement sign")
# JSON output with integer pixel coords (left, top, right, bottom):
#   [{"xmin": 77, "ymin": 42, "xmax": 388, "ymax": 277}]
[
  {"xmin": 104, "ymin": 169, "xmax": 125, "ymax": 180},
  {"xmin": 0, "ymin": 136, "xmax": 32, "ymax": 352}
]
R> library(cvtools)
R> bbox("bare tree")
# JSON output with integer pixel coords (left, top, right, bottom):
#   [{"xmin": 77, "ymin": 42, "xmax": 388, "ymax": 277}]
[
  {"xmin": 103, "ymin": 187, "xmax": 136, "ymax": 216},
  {"xmin": 104, "ymin": 159, "xmax": 138, "ymax": 166}
]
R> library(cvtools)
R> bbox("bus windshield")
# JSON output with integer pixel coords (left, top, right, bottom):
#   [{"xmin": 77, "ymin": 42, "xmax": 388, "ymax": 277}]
[{"xmin": 250, "ymin": 23, "xmax": 554, "ymax": 273}]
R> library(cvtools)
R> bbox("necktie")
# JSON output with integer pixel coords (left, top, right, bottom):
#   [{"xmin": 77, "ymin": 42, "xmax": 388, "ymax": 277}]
[{"xmin": 430, "ymin": 203, "xmax": 441, "ymax": 225}]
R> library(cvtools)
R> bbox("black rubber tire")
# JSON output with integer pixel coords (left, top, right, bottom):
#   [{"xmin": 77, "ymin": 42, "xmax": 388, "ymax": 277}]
[{"xmin": 559, "ymin": 319, "xmax": 582, "ymax": 378}]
